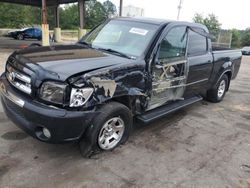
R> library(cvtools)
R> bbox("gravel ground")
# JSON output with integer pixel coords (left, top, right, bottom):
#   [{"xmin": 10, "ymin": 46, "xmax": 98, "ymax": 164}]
[{"xmin": 0, "ymin": 49, "xmax": 250, "ymax": 188}]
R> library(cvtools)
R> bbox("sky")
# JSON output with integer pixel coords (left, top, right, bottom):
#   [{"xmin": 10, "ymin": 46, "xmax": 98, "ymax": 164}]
[{"xmin": 99, "ymin": 0, "xmax": 249, "ymax": 30}]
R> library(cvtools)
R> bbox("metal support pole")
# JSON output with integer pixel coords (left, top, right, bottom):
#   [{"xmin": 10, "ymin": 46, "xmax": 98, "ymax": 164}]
[
  {"xmin": 229, "ymin": 32, "xmax": 232, "ymax": 48},
  {"xmin": 177, "ymin": 0, "xmax": 183, "ymax": 20},
  {"xmin": 119, "ymin": 0, "xmax": 123, "ymax": 17},
  {"xmin": 78, "ymin": 0, "xmax": 86, "ymax": 39},
  {"xmin": 55, "ymin": 6, "xmax": 59, "ymax": 28},
  {"xmin": 217, "ymin": 32, "xmax": 221, "ymax": 45}
]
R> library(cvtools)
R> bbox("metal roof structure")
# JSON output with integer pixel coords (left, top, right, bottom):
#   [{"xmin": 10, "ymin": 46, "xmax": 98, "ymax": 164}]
[{"xmin": 0, "ymin": 0, "xmax": 79, "ymax": 6}]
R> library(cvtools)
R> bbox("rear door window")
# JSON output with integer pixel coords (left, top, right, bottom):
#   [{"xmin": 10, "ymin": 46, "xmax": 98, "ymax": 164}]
[
  {"xmin": 187, "ymin": 30, "xmax": 208, "ymax": 56},
  {"xmin": 25, "ymin": 29, "xmax": 33, "ymax": 35},
  {"xmin": 34, "ymin": 29, "xmax": 41, "ymax": 37}
]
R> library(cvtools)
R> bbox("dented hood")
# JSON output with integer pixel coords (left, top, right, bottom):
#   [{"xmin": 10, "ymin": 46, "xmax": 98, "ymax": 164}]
[{"xmin": 14, "ymin": 44, "xmax": 132, "ymax": 80}]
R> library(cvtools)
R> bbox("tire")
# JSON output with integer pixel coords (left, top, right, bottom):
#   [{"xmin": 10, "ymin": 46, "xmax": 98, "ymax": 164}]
[
  {"xmin": 29, "ymin": 43, "xmax": 41, "ymax": 47},
  {"xmin": 17, "ymin": 34, "xmax": 24, "ymax": 40},
  {"xmin": 207, "ymin": 74, "xmax": 229, "ymax": 103},
  {"xmin": 79, "ymin": 102, "xmax": 133, "ymax": 158}
]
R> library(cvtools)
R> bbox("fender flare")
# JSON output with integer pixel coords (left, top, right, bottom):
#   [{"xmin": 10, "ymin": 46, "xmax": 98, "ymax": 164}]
[
  {"xmin": 214, "ymin": 60, "xmax": 233, "ymax": 85},
  {"xmin": 216, "ymin": 69, "xmax": 232, "ymax": 84},
  {"xmin": 215, "ymin": 69, "xmax": 232, "ymax": 91}
]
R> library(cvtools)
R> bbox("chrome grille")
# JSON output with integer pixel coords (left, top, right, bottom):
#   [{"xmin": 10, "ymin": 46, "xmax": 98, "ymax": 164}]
[{"xmin": 6, "ymin": 64, "xmax": 32, "ymax": 95}]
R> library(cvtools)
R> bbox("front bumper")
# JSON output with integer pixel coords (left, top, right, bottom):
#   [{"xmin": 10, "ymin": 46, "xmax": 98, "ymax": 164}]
[
  {"xmin": 242, "ymin": 51, "xmax": 250, "ymax": 55},
  {"xmin": 0, "ymin": 75, "xmax": 99, "ymax": 143}
]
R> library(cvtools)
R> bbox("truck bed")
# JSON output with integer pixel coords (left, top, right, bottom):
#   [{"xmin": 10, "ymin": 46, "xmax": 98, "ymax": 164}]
[
  {"xmin": 212, "ymin": 47, "xmax": 242, "ymax": 80},
  {"xmin": 212, "ymin": 46, "xmax": 232, "ymax": 51}
]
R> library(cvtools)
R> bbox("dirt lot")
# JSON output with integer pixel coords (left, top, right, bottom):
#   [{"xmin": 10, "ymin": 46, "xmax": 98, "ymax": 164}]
[{"xmin": 0, "ymin": 49, "xmax": 250, "ymax": 188}]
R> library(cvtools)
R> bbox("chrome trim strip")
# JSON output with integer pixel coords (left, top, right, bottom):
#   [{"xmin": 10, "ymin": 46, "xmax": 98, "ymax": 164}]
[
  {"xmin": 186, "ymin": 78, "xmax": 208, "ymax": 86},
  {"xmin": 14, "ymin": 71, "xmax": 31, "ymax": 84},
  {"xmin": 6, "ymin": 72, "xmax": 32, "ymax": 94},
  {"xmin": 6, "ymin": 64, "xmax": 31, "ymax": 84},
  {"xmin": 152, "ymin": 78, "xmax": 208, "ymax": 91},
  {"xmin": 0, "ymin": 82, "xmax": 25, "ymax": 107}
]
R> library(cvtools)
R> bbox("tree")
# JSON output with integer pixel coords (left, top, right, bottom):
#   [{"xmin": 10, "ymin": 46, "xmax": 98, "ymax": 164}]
[
  {"xmin": 0, "ymin": 3, "xmax": 58, "ymax": 29},
  {"xmin": 193, "ymin": 13, "xmax": 221, "ymax": 41},
  {"xmin": 0, "ymin": 0, "xmax": 117, "ymax": 30},
  {"xmin": 85, "ymin": 0, "xmax": 107, "ymax": 29},
  {"xmin": 241, "ymin": 28, "xmax": 250, "ymax": 46},
  {"xmin": 103, "ymin": 0, "xmax": 117, "ymax": 18},
  {"xmin": 60, "ymin": 4, "xmax": 79, "ymax": 29},
  {"xmin": 231, "ymin": 29, "xmax": 241, "ymax": 48},
  {"xmin": 193, "ymin": 13, "xmax": 204, "ymax": 24},
  {"xmin": 0, "ymin": 3, "xmax": 30, "ymax": 28},
  {"xmin": 60, "ymin": 0, "xmax": 117, "ymax": 29}
]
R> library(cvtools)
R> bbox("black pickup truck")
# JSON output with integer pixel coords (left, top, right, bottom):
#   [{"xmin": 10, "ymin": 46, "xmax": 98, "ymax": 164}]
[{"xmin": 0, "ymin": 18, "xmax": 242, "ymax": 157}]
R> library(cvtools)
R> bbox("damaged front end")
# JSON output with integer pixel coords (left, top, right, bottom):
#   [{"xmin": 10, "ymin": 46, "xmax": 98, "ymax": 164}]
[{"xmin": 68, "ymin": 62, "xmax": 149, "ymax": 114}]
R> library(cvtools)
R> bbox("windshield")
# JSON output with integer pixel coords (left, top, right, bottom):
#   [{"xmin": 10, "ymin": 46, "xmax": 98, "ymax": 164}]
[{"xmin": 80, "ymin": 20, "xmax": 159, "ymax": 58}]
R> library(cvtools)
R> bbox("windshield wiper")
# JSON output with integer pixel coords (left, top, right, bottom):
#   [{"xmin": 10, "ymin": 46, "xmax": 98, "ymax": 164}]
[
  {"xmin": 78, "ymin": 41, "xmax": 92, "ymax": 48},
  {"xmin": 97, "ymin": 48, "xmax": 134, "ymax": 59}
]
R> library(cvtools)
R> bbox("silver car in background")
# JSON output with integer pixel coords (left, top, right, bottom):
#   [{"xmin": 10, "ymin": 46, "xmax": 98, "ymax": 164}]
[{"xmin": 242, "ymin": 46, "xmax": 250, "ymax": 55}]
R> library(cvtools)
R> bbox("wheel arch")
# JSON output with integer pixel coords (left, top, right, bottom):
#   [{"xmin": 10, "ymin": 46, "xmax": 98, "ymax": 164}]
[
  {"xmin": 216, "ymin": 70, "xmax": 232, "ymax": 91},
  {"xmin": 111, "ymin": 95, "xmax": 132, "ymax": 110},
  {"xmin": 224, "ymin": 71, "xmax": 232, "ymax": 91},
  {"xmin": 79, "ymin": 100, "xmax": 133, "ymax": 157}
]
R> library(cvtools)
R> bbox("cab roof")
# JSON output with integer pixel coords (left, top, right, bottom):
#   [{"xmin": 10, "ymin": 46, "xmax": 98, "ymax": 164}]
[
  {"xmin": 115, "ymin": 17, "xmax": 208, "ymax": 32},
  {"xmin": 115, "ymin": 17, "xmax": 172, "ymax": 26}
]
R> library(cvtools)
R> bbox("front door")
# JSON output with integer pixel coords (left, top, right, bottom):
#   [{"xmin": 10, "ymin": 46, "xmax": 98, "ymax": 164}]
[{"xmin": 148, "ymin": 26, "xmax": 188, "ymax": 110}]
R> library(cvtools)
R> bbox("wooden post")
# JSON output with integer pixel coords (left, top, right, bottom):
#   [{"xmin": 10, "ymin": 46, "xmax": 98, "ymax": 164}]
[
  {"xmin": 41, "ymin": 0, "xmax": 49, "ymax": 46},
  {"xmin": 78, "ymin": 0, "xmax": 85, "ymax": 29},
  {"xmin": 42, "ymin": 0, "xmax": 47, "ymax": 25},
  {"xmin": 78, "ymin": 0, "xmax": 86, "ymax": 39}
]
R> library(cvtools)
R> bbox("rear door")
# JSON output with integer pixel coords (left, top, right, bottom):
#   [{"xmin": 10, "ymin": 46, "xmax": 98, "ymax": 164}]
[
  {"xmin": 34, "ymin": 28, "xmax": 42, "ymax": 38},
  {"xmin": 184, "ymin": 29, "xmax": 213, "ymax": 96},
  {"xmin": 24, "ymin": 28, "xmax": 34, "ymax": 39}
]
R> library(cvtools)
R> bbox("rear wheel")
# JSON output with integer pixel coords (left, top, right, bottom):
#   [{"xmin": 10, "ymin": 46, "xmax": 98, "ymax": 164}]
[
  {"xmin": 207, "ymin": 74, "xmax": 229, "ymax": 103},
  {"xmin": 29, "ymin": 43, "xmax": 41, "ymax": 47},
  {"xmin": 79, "ymin": 102, "xmax": 132, "ymax": 158}
]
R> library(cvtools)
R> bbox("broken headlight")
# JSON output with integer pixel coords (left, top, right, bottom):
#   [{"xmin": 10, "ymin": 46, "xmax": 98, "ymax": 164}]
[
  {"xmin": 70, "ymin": 88, "xmax": 94, "ymax": 107},
  {"xmin": 40, "ymin": 81, "xmax": 67, "ymax": 105}
]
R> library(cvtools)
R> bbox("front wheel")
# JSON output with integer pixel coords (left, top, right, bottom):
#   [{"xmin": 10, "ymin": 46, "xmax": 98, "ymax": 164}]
[
  {"xmin": 79, "ymin": 102, "xmax": 133, "ymax": 158},
  {"xmin": 98, "ymin": 117, "xmax": 126, "ymax": 150},
  {"xmin": 17, "ymin": 34, "xmax": 24, "ymax": 40},
  {"xmin": 206, "ymin": 74, "xmax": 229, "ymax": 103}
]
